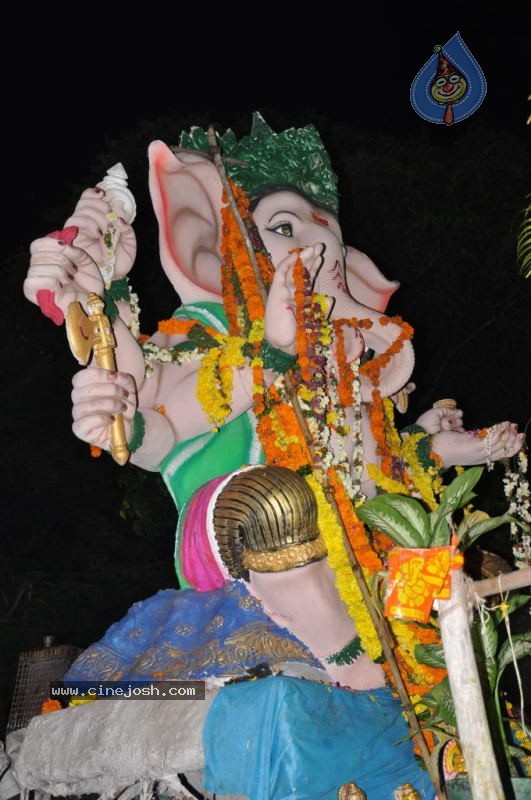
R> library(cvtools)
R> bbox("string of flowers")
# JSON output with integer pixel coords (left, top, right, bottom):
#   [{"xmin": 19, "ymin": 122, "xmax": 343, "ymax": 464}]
[
  {"xmin": 327, "ymin": 467, "xmax": 383, "ymax": 574},
  {"xmin": 144, "ymin": 317, "xmax": 248, "ymax": 427},
  {"xmin": 219, "ymin": 181, "xmax": 273, "ymax": 335},
  {"xmin": 359, "ymin": 316, "xmax": 414, "ymax": 386},
  {"xmin": 196, "ymin": 334, "xmax": 247, "ymax": 427},
  {"xmin": 219, "ymin": 182, "xmax": 274, "ymax": 416},
  {"xmin": 291, "ymin": 257, "xmax": 332, "ymax": 473},
  {"xmin": 256, "ymin": 384, "xmax": 313, "ymax": 470},
  {"xmin": 400, "ymin": 431, "xmax": 443, "ymax": 511},
  {"xmin": 389, "ymin": 618, "xmax": 447, "ymax": 694},
  {"xmin": 503, "ymin": 450, "xmax": 531, "ymax": 566},
  {"xmin": 368, "ymin": 389, "xmax": 394, "ymax": 477},
  {"xmin": 325, "ymin": 362, "xmax": 358, "ymax": 500},
  {"xmin": 366, "ymin": 396, "xmax": 444, "ymax": 510},
  {"xmin": 305, "ymin": 472, "xmax": 383, "ymax": 661},
  {"xmin": 361, "ymin": 316, "xmax": 414, "ymax": 480}
]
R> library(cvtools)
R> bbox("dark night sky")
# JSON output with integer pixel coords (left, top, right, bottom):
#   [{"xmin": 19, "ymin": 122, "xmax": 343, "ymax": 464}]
[{"xmin": 3, "ymin": 16, "xmax": 529, "ymax": 259}]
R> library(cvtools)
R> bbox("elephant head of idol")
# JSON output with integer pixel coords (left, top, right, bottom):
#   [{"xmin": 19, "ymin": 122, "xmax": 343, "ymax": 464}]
[{"xmin": 147, "ymin": 113, "xmax": 415, "ymax": 403}]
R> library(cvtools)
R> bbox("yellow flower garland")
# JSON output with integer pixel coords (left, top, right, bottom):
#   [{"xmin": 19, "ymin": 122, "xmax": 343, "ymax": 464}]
[
  {"xmin": 366, "ymin": 397, "xmax": 443, "ymax": 511},
  {"xmin": 367, "ymin": 464, "xmax": 409, "ymax": 496},
  {"xmin": 400, "ymin": 432, "xmax": 442, "ymax": 511},
  {"xmin": 305, "ymin": 473, "xmax": 382, "ymax": 660},
  {"xmin": 196, "ymin": 333, "xmax": 246, "ymax": 427}
]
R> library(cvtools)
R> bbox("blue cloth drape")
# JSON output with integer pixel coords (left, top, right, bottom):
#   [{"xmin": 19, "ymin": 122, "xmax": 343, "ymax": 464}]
[{"xmin": 204, "ymin": 676, "xmax": 436, "ymax": 800}]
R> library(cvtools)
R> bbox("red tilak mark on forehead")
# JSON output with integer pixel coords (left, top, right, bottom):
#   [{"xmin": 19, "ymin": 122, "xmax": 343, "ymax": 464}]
[{"xmin": 311, "ymin": 211, "xmax": 329, "ymax": 227}]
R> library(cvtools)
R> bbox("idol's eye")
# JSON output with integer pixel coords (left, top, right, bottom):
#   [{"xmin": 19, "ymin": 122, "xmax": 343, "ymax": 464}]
[
  {"xmin": 449, "ymin": 74, "xmax": 460, "ymax": 83},
  {"xmin": 435, "ymin": 77, "xmax": 446, "ymax": 87},
  {"xmin": 267, "ymin": 222, "xmax": 293, "ymax": 237}
]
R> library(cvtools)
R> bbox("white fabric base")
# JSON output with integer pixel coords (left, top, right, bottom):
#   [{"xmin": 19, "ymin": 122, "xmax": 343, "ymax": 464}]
[{"xmin": 13, "ymin": 692, "xmax": 218, "ymax": 798}]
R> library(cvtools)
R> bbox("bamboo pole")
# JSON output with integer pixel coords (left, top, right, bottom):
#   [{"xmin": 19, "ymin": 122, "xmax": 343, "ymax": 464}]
[
  {"xmin": 206, "ymin": 126, "xmax": 446, "ymax": 800},
  {"xmin": 438, "ymin": 570, "xmax": 505, "ymax": 800},
  {"xmin": 473, "ymin": 566, "xmax": 531, "ymax": 598}
]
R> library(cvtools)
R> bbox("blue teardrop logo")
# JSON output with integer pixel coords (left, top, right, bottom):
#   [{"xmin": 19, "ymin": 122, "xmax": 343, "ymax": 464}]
[{"xmin": 411, "ymin": 32, "xmax": 487, "ymax": 125}]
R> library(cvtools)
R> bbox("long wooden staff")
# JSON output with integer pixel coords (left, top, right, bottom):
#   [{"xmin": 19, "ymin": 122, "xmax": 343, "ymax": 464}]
[{"xmin": 206, "ymin": 126, "xmax": 446, "ymax": 799}]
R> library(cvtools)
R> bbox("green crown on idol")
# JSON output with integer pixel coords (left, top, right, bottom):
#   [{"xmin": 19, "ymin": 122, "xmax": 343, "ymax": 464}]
[{"xmin": 179, "ymin": 111, "xmax": 340, "ymax": 215}]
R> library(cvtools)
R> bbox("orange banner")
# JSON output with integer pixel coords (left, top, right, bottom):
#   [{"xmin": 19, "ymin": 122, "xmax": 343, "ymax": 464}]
[{"xmin": 385, "ymin": 545, "xmax": 464, "ymax": 622}]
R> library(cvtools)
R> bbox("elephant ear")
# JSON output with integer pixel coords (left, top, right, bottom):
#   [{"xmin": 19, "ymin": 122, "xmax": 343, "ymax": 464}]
[
  {"xmin": 345, "ymin": 246, "xmax": 399, "ymax": 312},
  {"xmin": 148, "ymin": 140, "xmax": 224, "ymax": 304}
]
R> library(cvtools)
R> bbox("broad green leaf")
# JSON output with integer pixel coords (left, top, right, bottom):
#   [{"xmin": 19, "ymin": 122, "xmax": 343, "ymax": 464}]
[
  {"xmin": 356, "ymin": 500, "xmax": 424, "ymax": 547},
  {"xmin": 456, "ymin": 509, "xmax": 489, "ymax": 537},
  {"xmin": 414, "ymin": 643, "xmax": 446, "ymax": 669},
  {"xmin": 479, "ymin": 613, "xmax": 499, "ymax": 662},
  {"xmin": 421, "ymin": 677, "xmax": 457, "ymax": 728},
  {"xmin": 439, "ymin": 467, "xmax": 483, "ymax": 513},
  {"xmin": 429, "ymin": 516, "xmax": 451, "ymax": 547},
  {"xmin": 429, "ymin": 468, "xmax": 483, "ymax": 545},
  {"xmin": 496, "ymin": 632, "xmax": 531, "ymax": 681},
  {"xmin": 475, "ymin": 614, "xmax": 498, "ymax": 691},
  {"xmin": 458, "ymin": 515, "xmax": 515, "ymax": 551},
  {"xmin": 377, "ymin": 495, "xmax": 431, "ymax": 545},
  {"xmin": 494, "ymin": 594, "xmax": 531, "ymax": 624}
]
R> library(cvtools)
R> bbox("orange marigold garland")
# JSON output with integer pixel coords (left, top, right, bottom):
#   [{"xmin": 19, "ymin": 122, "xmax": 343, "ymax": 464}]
[
  {"xmin": 359, "ymin": 315, "xmax": 414, "ymax": 386},
  {"xmin": 219, "ymin": 181, "xmax": 277, "ymax": 417},
  {"xmin": 332, "ymin": 320, "xmax": 355, "ymax": 408},
  {"xmin": 368, "ymin": 388, "xmax": 393, "ymax": 478},
  {"xmin": 220, "ymin": 181, "xmax": 273, "ymax": 338},
  {"xmin": 327, "ymin": 466, "xmax": 383, "ymax": 574}
]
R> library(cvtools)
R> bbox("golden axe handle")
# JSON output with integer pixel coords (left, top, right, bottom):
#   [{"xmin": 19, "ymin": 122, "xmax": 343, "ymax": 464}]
[
  {"xmin": 87, "ymin": 295, "xmax": 129, "ymax": 466},
  {"xmin": 94, "ymin": 345, "xmax": 130, "ymax": 466}
]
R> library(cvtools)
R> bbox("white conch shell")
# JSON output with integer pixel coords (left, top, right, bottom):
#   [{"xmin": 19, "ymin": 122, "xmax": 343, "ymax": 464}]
[{"xmin": 97, "ymin": 163, "xmax": 137, "ymax": 224}]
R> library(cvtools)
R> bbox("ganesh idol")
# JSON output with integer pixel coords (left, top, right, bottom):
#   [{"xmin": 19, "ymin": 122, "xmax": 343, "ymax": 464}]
[{"xmin": 22, "ymin": 114, "xmax": 524, "ymax": 800}]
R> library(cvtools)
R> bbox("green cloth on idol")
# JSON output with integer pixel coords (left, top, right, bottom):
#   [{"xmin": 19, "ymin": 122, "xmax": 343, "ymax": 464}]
[{"xmin": 158, "ymin": 302, "xmax": 264, "ymax": 588}]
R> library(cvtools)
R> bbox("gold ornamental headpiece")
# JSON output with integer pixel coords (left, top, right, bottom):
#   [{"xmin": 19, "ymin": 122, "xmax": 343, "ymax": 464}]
[{"xmin": 212, "ymin": 465, "xmax": 326, "ymax": 580}]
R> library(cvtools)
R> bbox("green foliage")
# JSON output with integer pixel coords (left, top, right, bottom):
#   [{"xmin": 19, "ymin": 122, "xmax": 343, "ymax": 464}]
[
  {"xmin": 457, "ymin": 514, "xmax": 516, "ymax": 551},
  {"xmin": 496, "ymin": 631, "xmax": 531, "ymax": 681},
  {"xmin": 422, "ymin": 677, "xmax": 457, "ymax": 728},
  {"xmin": 477, "ymin": 613, "xmax": 499, "ymax": 691},
  {"xmin": 358, "ymin": 466, "xmax": 515, "ymax": 551},
  {"xmin": 414, "ymin": 643, "xmax": 446, "ymax": 669},
  {"xmin": 517, "ymin": 196, "xmax": 531, "ymax": 278},
  {"xmin": 429, "ymin": 467, "xmax": 482, "ymax": 546},
  {"xmin": 356, "ymin": 497, "xmax": 427, "ymax": 547},
  {"xmin": 359, "ymin": 465, "xmax": 530, "ymax": 777},
  {"xmin": 494, "ymin": 595, "xmax": 531, "ymax": 625}
]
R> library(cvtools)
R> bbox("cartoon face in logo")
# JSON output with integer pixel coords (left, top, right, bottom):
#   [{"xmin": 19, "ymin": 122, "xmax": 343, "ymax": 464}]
[
  {"xmin": 429, "ymin": 46, "xmax": 468, "ymax": 107},
  {"xmin": 430, "ymin": 70, "xmax": 467, "ymax": 104}
]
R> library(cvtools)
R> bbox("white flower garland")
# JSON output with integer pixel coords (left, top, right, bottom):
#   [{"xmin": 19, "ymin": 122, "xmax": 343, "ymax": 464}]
[
  {"xmin": 503, "ymin": 450, "xmax": 531, "ymax": 566},
  {"xmin": 141, "ymin": 342, "xmax": 202, "ymax": 377}
]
